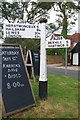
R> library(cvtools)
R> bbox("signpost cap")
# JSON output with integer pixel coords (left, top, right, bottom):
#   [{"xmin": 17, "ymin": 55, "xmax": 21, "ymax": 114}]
[{"xmin": 40, "ymin": 18, "xmax": 47, "ymax": 23}]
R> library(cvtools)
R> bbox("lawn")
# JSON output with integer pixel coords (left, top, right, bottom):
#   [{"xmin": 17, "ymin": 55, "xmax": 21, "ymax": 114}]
[{"xmin": 7, "ymin": 74, "xmax": 79, "ymax": 118}]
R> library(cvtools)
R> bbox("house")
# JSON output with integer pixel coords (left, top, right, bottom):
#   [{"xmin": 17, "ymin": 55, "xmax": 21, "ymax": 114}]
[
  {"xmin": 69, "ymin": 33, "xmax": 80, "ymax": 65},
  {"xmin": 54, "ymin": 33, "xmax": 80, "ymax": 65},
  {"xmin": 70, "ymin": 42, "xmax": 80, "ymax": 66},
  {"xmin": 46, "ymin": 32, "xmax": 80, "ymax": 65},
  {"xmin": 69, "ymin": 32, "xmax": 80, "ymax": 49}
]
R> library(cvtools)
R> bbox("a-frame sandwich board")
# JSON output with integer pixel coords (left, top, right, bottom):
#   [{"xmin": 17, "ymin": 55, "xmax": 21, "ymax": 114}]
[
  {"xmin": 25, "ymin": 50, "xmax": 40, "ymax": 81},
  {"xmin": 1, "ymin": 44, "xmax": 35, "ymax": 117},
  {"xmin": 25, "ymin": 50, "xmax": 35, "ymax": 81}
]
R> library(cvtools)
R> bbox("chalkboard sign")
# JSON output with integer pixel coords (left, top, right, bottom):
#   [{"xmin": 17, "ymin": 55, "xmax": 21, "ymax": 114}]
[
  {"xmin": 25, "ymin": 50, "xmax": 40, "ymax": 79},
  {"xmin": 1, "ymin": 44, "xmax": 35, "ymax": 116},
  {"xmin": 31, "ymin": 50, "xmax": 40, "ymax": 77}
]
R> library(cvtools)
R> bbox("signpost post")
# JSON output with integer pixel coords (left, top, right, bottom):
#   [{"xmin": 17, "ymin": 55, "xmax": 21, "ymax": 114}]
[
  {"xmin": 65, "ymin": 48, "xmax": 68, "ymax": 75},
  {"xmin": 39, "ymin": 18, "xmax": 47, "ymax": 100}
]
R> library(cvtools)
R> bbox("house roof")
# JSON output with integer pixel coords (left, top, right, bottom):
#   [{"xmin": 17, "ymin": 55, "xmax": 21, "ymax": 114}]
[
  {"xmin": 71, "ymin": 42, "xmax": 80, "ymax": 53},
  {"xmin": 48, "ymin": 32, "xmax": 80, "ymax": 43},
  {"xmin": 69, "ymin": 33, "xmax": 80, "ymax": 43}
]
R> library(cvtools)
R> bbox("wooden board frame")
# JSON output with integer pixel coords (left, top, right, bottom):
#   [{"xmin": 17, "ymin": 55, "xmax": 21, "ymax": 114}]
[
  {"xmin": 25, "ymin": 50, "xmax": 35, "ymax": 81},
  {"xmin": 1, "ymin": 44, "xmax": 36, "ymax": 117}
]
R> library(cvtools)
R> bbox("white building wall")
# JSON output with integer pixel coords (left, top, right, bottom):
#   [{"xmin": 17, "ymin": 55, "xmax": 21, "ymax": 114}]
[{"xmin": 73, "ymin": 53, "xmax": 78, "ymax": 65}]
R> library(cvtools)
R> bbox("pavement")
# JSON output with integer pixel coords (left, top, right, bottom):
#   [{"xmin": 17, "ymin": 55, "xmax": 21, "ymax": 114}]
[
  {"xmin": 47, "ymin": 64, "xmax": 80, "ymax": 71},
  {"xmin": 47, "ymin": 64, "xmax": 80, "ymax": 78}
]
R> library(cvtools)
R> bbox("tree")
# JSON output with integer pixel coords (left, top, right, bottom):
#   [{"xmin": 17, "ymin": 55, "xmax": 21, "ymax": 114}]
[
  {"xmin": 46, "ymin": 23, "xmax": 61, "ymax": 38},
  {"xmin": 54, "ymin": 1, "xmax": 80, "ymax": 61},
  {"xmin": 54, "ymin": 1, "xmax": 79, "ymax": 38},
  {"xmin": 47, "ymin": 1, "xmax": 79, "ymax": 60},
  {"xmin": 2, "ymin": 1, "xmax": 80, "ymax": 59},
  {"xmin": 2, "ymin": 2, "xmax": 41, "ymax": 52},
  {"xmin": 2, "ymin": 2, "xmax": 52, "ymax": 23},
  {"xmin": 21, "ymin": 2, "xmax": 52, "ymax": 23},
  {"xmin": 2, "ymin": 1, "xmax": 80, "ymax": 26},
  {"xmin": 2, "ymin": 2, "xmax": 23, "ymax": 22}
]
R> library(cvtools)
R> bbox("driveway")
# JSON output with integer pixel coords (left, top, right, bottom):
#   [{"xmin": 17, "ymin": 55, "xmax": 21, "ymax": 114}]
[{"xmin": 47, "ymin": 64, "xmax": 80, "ymax": 78}]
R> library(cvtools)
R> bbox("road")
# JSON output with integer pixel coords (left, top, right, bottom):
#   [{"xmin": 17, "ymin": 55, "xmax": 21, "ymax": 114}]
[{"xmin": 47, "ymin": 66, "xmax": 80, "ymax": 78}]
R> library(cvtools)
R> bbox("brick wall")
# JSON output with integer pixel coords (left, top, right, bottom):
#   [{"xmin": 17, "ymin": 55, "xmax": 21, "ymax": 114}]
[{"xmin": 47, "ymin": 55, "xmax": 64, "ymax": 64}]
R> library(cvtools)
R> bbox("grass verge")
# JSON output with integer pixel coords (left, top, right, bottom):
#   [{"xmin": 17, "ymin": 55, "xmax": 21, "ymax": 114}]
[{"xmin": 9, "ymin": 74, "xmax": 78, "ymax": 118}]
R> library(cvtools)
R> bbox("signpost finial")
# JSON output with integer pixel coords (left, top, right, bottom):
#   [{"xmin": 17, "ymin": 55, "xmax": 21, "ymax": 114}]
[{"xmin": 40, "ymin": 18, "xmax": 47, "ymax": 23}]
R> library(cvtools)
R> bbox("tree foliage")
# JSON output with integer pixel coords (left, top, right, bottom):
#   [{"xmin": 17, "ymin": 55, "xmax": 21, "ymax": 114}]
[
  {"xmin": 2, "ymin": 2, "xmax": 22, "ymax": 22},
  {"xmin": 46, "ymin": 1, "xmax": 80, "ymax": 60},
  {"xmin": 2, "ymin": 1, "xmax": 80, "ymax": 59},
  {"xmin": 2, "ymin": 1, "xmax": 80, "ymax": 31},
  {"xmin": 54, "ymin": 2, "xmax": 79, "ymax": 38},
  {"xmin": 2, "ymin": 2, "xmax": 52, "ymax": 23},
  {"xmin": 5, "ymin": 38, "xmax": 40, "ymax": 54}
]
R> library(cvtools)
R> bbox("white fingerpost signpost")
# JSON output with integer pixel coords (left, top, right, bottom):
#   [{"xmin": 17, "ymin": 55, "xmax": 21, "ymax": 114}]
[
  {"xmin": 39, "ymin": 18, "xmax": 47, "ymax": 100},
  {"xmin": 46, "ymin": 39, "xmax": 71, "ymax": 48},
  {"xmin": 3, "ymin": 18, "xmax": 48, "ymax": 100},
  {"xmin": 46, "ymin": 37, "xmax": 71, "ymax": 75},
  {"xmin": 3, "ymin": 22, "xmax": 40, "ymax": 39}
]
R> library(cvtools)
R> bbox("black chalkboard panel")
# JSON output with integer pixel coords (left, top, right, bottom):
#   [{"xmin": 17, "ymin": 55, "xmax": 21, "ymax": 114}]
[
  {"xmin": 1, "ymin": 44, "xmax": 35, "ymax": 116},
  {"xmin": 31, "ymin": 50, "xmax": 40, "ymax": 77}
]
